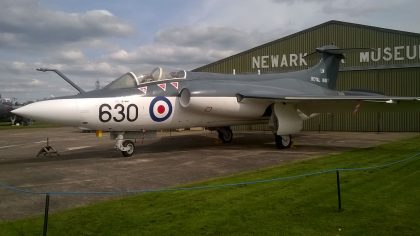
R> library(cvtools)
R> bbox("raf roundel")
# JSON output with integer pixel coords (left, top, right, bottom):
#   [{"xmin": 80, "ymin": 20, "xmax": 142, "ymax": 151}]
[{"xmin": 149, "ymin": 96, "xmax": 173, "ymax": 122}]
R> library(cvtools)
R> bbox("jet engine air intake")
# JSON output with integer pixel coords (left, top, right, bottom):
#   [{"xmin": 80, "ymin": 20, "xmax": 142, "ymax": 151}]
[{"xmin": 179, "ymin": 88, "xmax": 191, "ymax": 108}]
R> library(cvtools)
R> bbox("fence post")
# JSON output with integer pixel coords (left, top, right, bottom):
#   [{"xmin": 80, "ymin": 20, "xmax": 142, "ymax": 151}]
[
  {"xmin": 336, "ymin": 170, "xmax": 342, "ymax": 212},
  {"xmin": 43, "ymin": 194, "xmax": 50, "ymax": 236}
]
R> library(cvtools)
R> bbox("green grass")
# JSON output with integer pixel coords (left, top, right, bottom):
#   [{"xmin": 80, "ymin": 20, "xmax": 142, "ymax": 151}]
[
  {"xmin": 1, "ymin": 136, "xmax": 420, "ymax": 235},
  {"xmin": 0, "ymin": 121, "xmax": 60, "ymax": 130}
]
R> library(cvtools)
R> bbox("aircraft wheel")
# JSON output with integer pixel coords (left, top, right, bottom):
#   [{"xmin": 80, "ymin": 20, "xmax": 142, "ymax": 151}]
[
  {"xmin": 217, "ymin": 127, "xmax": 233, "ymax": 143},
  {"xmin": 275, "ymin": 134, "xmax": 292, "ymax": 149},
  {"xmin": 121, "ymin": 140, "xmax": 135, "ymax": 157}
]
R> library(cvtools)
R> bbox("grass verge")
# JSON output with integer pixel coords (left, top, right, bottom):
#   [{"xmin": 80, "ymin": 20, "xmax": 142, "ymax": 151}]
[
  {"xmin": 1, "ymin": 136, "xmax": 420, "ymax": 235},
  {"xmin": 0, "ymin": 121, "xmax": 60, "ymax": 130}
]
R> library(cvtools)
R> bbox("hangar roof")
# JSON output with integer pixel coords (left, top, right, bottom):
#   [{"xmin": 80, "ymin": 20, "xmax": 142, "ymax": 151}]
[{"xmin": 193, "ymin": 20, "xmax": 420, "ymax": 72}]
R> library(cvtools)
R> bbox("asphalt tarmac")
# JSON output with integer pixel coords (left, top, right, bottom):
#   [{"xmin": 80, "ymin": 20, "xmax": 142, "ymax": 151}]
[{"xmin": 0, "ymin": 127, "xmax": 417, "ymax": 220}]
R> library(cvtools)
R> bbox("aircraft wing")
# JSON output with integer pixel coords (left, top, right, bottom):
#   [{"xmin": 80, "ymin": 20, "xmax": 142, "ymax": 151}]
[{"xmin": 236, "ymin": 92, "xmax": 420, "ymax": 114}]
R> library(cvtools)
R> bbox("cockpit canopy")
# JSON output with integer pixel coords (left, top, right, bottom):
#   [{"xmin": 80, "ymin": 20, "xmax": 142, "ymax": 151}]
[{"xmin": 104, "ymin": 67, "xmax": 186, "ymax": 90}]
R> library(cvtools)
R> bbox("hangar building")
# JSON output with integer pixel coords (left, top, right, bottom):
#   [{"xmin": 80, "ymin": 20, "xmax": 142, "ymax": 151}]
[{"xmin": 193, "ymin": 20, "xmax": 420, "ymax": 132}]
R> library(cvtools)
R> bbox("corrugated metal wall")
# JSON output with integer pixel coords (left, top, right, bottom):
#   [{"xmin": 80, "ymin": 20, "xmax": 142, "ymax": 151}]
[{"xmin": 195, "ymin": 21, "xmax": 420, "ymax": 132}]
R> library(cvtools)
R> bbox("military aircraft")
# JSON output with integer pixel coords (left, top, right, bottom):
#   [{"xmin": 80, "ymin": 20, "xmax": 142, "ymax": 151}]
[
  {"xmin": 12, "ymin": 45, "xmax": 420, "ymax": 156},
  {"xmin": 0, "ymin": 100, "xmax": 30, "ymax": 125}
]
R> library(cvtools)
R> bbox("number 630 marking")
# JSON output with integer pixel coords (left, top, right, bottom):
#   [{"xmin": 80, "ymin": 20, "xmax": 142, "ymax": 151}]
[{"xmin": 99, "ymin": 103, "xmax": 138, "ymax": 122}]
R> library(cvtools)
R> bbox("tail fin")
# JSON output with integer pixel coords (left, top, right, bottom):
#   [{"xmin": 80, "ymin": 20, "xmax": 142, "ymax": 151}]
[
  {"xmin": 304, "ymin": 45, "xmax": 373, "ymax": 90},
  {"xmin": 305, "ymin": 45, "xmax": 344, "ymax": 90}
]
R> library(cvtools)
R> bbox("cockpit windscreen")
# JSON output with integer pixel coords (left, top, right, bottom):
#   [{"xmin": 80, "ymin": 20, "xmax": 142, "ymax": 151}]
[{"xmin": 104, "ymin": 67, "xmax": 186, "ymax": 90}]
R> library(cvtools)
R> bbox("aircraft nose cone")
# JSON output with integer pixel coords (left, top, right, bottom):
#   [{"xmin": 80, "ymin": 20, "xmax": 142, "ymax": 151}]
[
  {"xmin": 12, "ymin": 99, "xmax": 79, "ymax": 125},
  {"xmin": 11, "ymin": 106, "xmax": 37, "ymax": 118}
]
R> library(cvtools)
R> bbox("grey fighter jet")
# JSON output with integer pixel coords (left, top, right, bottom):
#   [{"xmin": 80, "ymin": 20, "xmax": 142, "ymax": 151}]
[{"xmin": 12, "ymin": 45, "xmax": 420, "ymax": 156}]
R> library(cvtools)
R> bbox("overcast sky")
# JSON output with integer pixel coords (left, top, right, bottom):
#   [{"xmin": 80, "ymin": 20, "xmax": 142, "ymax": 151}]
[{"xmin": 1, "ymin": 0, "xmax": 419, "ymax": 101}]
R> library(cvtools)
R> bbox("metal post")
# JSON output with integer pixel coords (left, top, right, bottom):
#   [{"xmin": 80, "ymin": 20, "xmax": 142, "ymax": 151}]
[
  {"xmin": 336, "ymin": 170, "xmax": 342, "ymax": 211},
  {"xmin": 43, "ymin": 194, "xmax": 50, "ymax": 236}
]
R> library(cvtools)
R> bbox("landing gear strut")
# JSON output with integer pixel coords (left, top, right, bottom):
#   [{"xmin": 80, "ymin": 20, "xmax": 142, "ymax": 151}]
[
  {"xmin": 217, "ymin": 127, "xmax": 233, "ymax": 143},
  {"xmin": 274, "ymin": 134, "xmax": 292, "ymax": 149},
  {"xmin": 114, "ymin": 133, "xmax": 135, "ymax": 157}
]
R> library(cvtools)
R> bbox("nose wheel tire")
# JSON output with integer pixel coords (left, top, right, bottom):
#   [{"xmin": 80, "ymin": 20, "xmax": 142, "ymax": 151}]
[
  {"xmin": 275, "ymin": 134, "xmax": 292, "ymax": 149},
  {"xmin": 121, "ymin": 140, "xmax": 135, "ymax": 157},
  {"xmin": 217, "ymin": 127, "xmax": 233, "ymax": 143}
]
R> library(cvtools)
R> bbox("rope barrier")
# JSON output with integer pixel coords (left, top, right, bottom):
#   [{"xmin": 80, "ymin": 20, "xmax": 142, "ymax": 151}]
[{"xmin": 1, "ymin": 152, "xmax": 419, "ymax": 196}]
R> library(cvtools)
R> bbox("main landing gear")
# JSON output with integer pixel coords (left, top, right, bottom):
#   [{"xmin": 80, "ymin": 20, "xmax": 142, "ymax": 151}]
[
  {"xmin": 214, "ymin": 126, "xmax": 292, "ymax": 149},
  {"xmin": 217, "ymin": 127, "xmax": 233, "ymax": 143},
  {"xmin": 274, "ymin": 134, "xmax": 292, "ymax": 149},
  {"xmin": 269, "ymin": 104, "xmax": 294, "ymax": 149}
]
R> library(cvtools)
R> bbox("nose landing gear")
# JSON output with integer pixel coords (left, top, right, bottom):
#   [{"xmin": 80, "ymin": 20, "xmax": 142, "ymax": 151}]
[
  {"xmin": 114, "ymin": 132, "xmax": 135, "ymax": 157},
  {"xmin": 120, "ymin": 140, "xmax": 135, "ymax": 157}
]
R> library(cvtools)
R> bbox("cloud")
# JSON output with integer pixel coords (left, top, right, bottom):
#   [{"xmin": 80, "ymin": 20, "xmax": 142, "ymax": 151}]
[
  {"xmin": 52, "ymin": 50, "xmax": 86, "ymax": 63},
  {"xmin": 106, "ymin": 25, "xmax": 280, "ymax": 70},
  {"xmin": 28, "ymin": 79, "xmax": 44, "ymax": 86},
  {"xmin": 0, "ymin": 0, "xmax": 134, "ymax": 50},
  {"xmin": 107, "ymin": 44, "xmax": 236, "ymax": 69},
  {"xmin": 155, "ymin": 26, "xmax": 262, "ymax": 50},
  {"xmin": 0, "ymin": 32, "xmax": 18, "ymax": 45},
  {"xmin": 0, "ymin": 0, "xmax": 135, "ymax": 100},
  {"xmin": 108, "ymin": 46, "xmax": 209, "ymax": 69},
  {"xmin": 0, "ymin": 59, "xmax": 130, "ymax": 100},
  {"xmin": 319, "ymin": 0, "xmax": 396, "ymax": 17}
]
